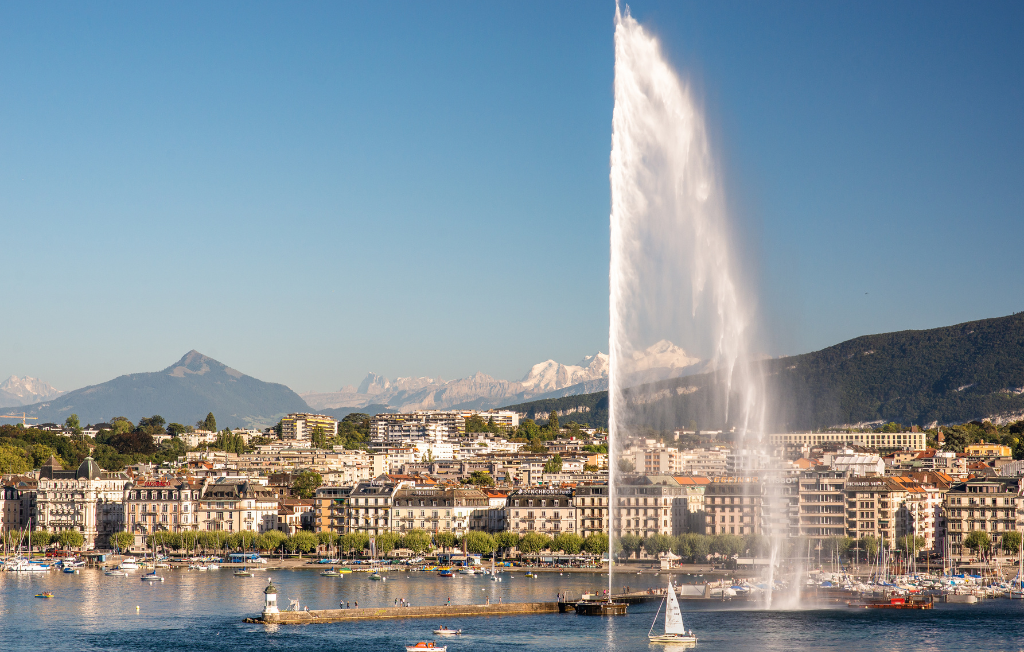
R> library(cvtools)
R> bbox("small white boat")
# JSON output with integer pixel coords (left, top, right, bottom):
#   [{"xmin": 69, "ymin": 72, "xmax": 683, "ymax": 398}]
[
  {"xmin": 458, "ymin": 567, "xmax": 476, "ymax": 575},
  {"xmin": 649, "ymin": 581, "xmax": 696, "ymax": 645},
  {"xmin": 432, "ymin": 626, "xmax": 462, "ymax": 636},
  {"xmin": 141, "ymin": 571, "xmax": 165, "ymax": 582},
  {"xmin": 193, "ymin": 565, "xmax": 209, "ymax": 571},
  {"xmin": 118, "ymin": 557, "xmax": 140, "ymax": 571},
  {"xmin": 207, "ymin": 564, "xmax": 220, "ymax": 570},
  {"xmin": 105, "ymin": 570, "xmax": 128, "ymax": 577}
]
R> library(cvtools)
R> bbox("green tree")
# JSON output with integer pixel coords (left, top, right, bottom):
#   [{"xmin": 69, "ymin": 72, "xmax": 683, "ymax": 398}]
[
  {"xmin": 292, "ymin": 470, "xmax": 323, "ymax": 499},
  {"xmin": 551, "ymin": 532, "xmax": 583, "ymax": 554},
  {"xmin": 317, "ymin": 530, "xmax": 339, "ymax": 553},
  {"xmin": 643, "ymin": 533, "xmax": 674, "ymax": 556},
  {"xmin": 895, "ymin": 535, "xmax": 926, "ymax": 557},
  {"xmin": 547, "ymin": 411, "xmax": 559, "ymax": 433},
  {"xmin": 617, "ymin": 458, "xmax": 635, "ymax": 473},
  {"xmin": 401, "ymin": 529, "xmax": 432, "ymax": 555},
  {"xmin": 374, "ymin": 531, "xmax": 401, "ymax": 557},
  {"xmin": 464, "ymin": 531, "xmax": 496, "ymax": 555},
  {"xmin": 28, "ymin": 444, "xmax": 65, "ymax": 469},
  {"xmin": 202, "ymin": 412, "xmax": 217, "ymax": 432},
  {"xmin": 963, "ymin": 530, "xmax": 992, "ymax": 556},
  {"xmin": 136, "ymin": 415, "xmax": 167, "ymax": 435},
  {"xmin": 110, "ymin": 531, "xmax": 134, "ymax": 552},
  {"xmin": 583, "ymin": 533, "xmax": 609, "ymax": 555},
  {"xmin": 435, "ymin": 531, "xmax": 458, "ymax": 552},
  {"xmin": 310, "ymin": 426, "xmax": 328, "ymax": 449},
  {"xmin": 290, "ymin": 531, "xmax": 318, "ymax": 557},
  {"xmin": 0, "ymin": 444, "xmax": 31, "ymax": 474},
  {"xmin": 618, "ymin": 534, "xmax": 643, "ymax": 559},
  {"xmin": 58, "ymin": 529, "xmax": 85, "ymax": 550},
  {"xmin": 516, "ymin": 419, "xmax": 540, "ymax": 440},
  {"xmin": 494, "ymin": 531, "xmax": 520, "ymax": 557},
  {"xmin": 110, "ymin": 417, "xmax": 134, "ymax": 436},
  {"xmin": 468, "ymin": 470, "xmax": 495, "ymax": 487},
  {"xmin": 543, "ymin": 454, "xmax": 564, "ymax": 474},
  {"xmin": 166, "ymin": 423, "xmax": 193, "ymax": 437},
  {"xmin": 30, "ymin": 530, "xmax": 53, "ymax": 550},
  {"xmin": 861, "ymin": 535, "xmax": 880, "ymax": 560},
  {"xmin": 337, "ymin": 413, "xmax": 371, "ymax": 450},
  {"xmin": 1002, "ymin": 530, "xmax": 1022, "ymax": 556},
  {"xmin": 64, "ymin": 414, "xmax": 82, "ymax": 435},
  {"xmin": 518, "ymin": 531, "xmax": 551, "ymax": 555},
  {"xmin": 583, "ymin": 463, "xmax": 599, "ymax": 472}
]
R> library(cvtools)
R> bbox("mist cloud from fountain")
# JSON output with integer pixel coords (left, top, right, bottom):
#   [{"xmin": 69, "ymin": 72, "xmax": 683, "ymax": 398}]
[{"xmin": 608, "ymin": 3, "xmax": 778, "ymax": 606}]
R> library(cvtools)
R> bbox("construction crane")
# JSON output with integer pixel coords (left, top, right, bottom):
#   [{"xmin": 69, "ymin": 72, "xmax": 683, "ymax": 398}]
[{"xmin": 0, "ymin": 412, "xmax": 38, "ymax": 425}]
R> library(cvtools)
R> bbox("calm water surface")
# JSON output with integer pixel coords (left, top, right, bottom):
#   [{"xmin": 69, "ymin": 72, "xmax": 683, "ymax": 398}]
[{"xmin": 2, "ymin": 568, "xmax": 1023, "ymax": 651}]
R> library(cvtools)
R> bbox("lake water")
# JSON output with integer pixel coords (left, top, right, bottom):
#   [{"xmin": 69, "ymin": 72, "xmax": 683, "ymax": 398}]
[{"xmin": 3, "ymin": 568, "xmax": 1024, "ymax": 651}]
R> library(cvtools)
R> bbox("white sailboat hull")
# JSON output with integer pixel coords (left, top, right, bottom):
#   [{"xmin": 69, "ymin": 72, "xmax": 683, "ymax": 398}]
[{"xmin": 649, "ymin": 634, "xmax": 697, "ymax": 644}]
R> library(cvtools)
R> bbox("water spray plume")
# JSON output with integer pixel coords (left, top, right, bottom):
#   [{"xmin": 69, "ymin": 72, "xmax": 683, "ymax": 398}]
[{"xmin": 608, "ymin": 4, "xmax": 773, "ymax": 604}]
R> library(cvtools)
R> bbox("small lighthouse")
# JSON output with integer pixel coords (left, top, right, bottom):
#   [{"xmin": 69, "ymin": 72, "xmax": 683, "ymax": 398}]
[{"xmin": 263, "ymin": 579, "xmax": 279, "ymax": 617}]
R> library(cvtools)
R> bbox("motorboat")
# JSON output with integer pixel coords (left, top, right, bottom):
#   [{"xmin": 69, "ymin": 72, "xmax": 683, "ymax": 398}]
[
  {"xmin": 458, "ymin": 567, "xmax": 476, "ymax": 575},
  {"xmin": 369, "ymin": 572, "xmax": 385, "ymax": 581},
  {"xmin": 105, "ymin": 570, "xmax": 128, "ymax": 577},
  {"xmin": 648, "ymin": 581, "xmax": 697, "ymax": 645},
  {"xmin": 207, "ymin": 564, "xmax": 221, "ymax": 570},
  {"xmin": 118, "ymin": 557, "xmax": 140, "ymax": 571},
  {"xmin": 141, "ymin": 571, "xmax": 165, "ymax": 582},
  {"xmin": 405, "ymin": 643, "xmax": 446, "ymax": 652},
  {"xmin": 35, "ymin": 592, "xmax": 55, "ymax": 599},
  {"xmin": 321, "ymin": 568, "xmax": 342, "ymax": 577},
  {"xmin": 8, "ymin": 558, "xmax": 52, "ymax": 572},
  {"xmin": 337, "ymin": 567, "xmax": 353, "ymax": 574},
  {"xmin": 235, "ymin": 568, "xmax": 254, "ymax": 577},
  {"xmin": 62, "ymin": 566, "xmax": 79, "ymax": 574},
  {"xmin": 525, "ymin": 572, "xmax": 537, "ymax": 578},
  {"xmin": 432, "ymin": 626, "xmax": 462, "ymax": 636},
  {"xmin": 438, "ymin": 569, "xmax": 454, "ymax": 578},
  {"xmin": 193, "ymin": 565, "xmax": 210, "ymax": 571}
]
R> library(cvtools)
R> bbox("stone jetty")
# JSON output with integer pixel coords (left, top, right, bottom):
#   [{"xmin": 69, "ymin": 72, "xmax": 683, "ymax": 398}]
[{"xmin": 246, "ymin": 601, "xmax": 559, "ymax": 625}]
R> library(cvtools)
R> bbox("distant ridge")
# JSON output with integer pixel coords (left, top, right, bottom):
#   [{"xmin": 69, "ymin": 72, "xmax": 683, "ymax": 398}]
[
  {"xmin": 6, "ymin": 351, "xmax": 309, "ymax": 429},
  {"xmin": 505, "ymin": 312, "xmax": 1024, "ymax": 431}
]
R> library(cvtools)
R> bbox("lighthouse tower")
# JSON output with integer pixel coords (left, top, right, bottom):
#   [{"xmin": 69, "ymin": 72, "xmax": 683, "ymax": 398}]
[{"xmin": 263, "ymin": 580, "xmax": 279, "ymax": 617}]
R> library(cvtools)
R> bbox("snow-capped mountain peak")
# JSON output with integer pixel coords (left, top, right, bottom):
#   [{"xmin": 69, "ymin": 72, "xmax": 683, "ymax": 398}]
[{"xmin": 0, "ymin": 375, "xmax": 65, "ymax": 408}]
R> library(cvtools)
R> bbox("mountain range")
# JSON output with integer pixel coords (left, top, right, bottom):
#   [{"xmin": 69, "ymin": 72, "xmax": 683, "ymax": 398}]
[
  {"xmin": 507, "ymin": 312, "xmax": 1024, "ymax": 431},
  {"xmin": 5, "ymin": 312, "xmax": 1022, "ymax": 432},
  {"xmin": 0, "ymin": 376, "xmax": 65, "ymax": 408},
  {"xmin": 300, "ymin": 340, "xmax": 702, "ymax": 412}
]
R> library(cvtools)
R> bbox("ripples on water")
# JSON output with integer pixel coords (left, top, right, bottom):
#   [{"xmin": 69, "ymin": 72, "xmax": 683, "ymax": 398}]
[{"xmin": 2, "ymin": 569, "xmax": 1024, "ymax": 651}]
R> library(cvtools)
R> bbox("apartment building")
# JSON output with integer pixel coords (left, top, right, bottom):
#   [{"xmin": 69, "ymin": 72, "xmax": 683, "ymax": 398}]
[
  {"xmin": 313, "ymin": 485, "xmax": 351, "ymax": 533},
  {"xmin": 280, "ymin": 413, "xmax": 339, "ymax": 441},
  {"xmin": 844, "ymin": 477, "xmax": 911, "ymax": 543},
  {"xmin": 670, "ymin": 476, "xmax": 710, "ymax": 535},
  {"xmin": 124, "ymin": 478, "xmax": 202, "ymax": 547},
  {"xmin": 370, "ymin": 411, "xmax": 465, "ymax": 441},
  {"xmin": 615, "ymin": 476, "xmax": 687, "ymax": 539},
  {"xmin": 392, "ymin": 486, "xmax": 490, "ymax": 535},
  {"xmin": 506, "ymin": 488, "xmax": 576, "ymax": 535},
  {"xmin": 770, "ymin": 431, "xmax": 927, "ymax": 451},
  {"xmin": 35, "ymin": 456, "xmax": 129, "ymax": 550},
  {"xmin": 796, "ymin": 469, "xmax": 848, "ymax": 540},
  {"xmin": 574, "ymin": 483, "xmax": 609, "ymax": 538},
  {"xmin": 336, "ymin": 480, "xmax": 403, "ymax": 536},
  {"xmin": 943, "ymin": 477, "xmax": 1022, "ymax": 559},
  {"xmin": 677, "ymin": 448, "xmax": 728, "ymax": 477},
  {"xmin": 196, "ymin": 479, "xmax": 278, "ymax": 534},
  {"xmin": 704, "ymin": 476, "xmax": 763, "ymax": 536},
  {"xmin": 635, "ymin": 447, "xmax": 682, "ymax": 476}
]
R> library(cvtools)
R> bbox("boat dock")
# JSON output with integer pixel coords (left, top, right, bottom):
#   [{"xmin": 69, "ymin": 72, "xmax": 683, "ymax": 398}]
[{"xmin": 247, "ymin": 602, "xmax": 559, "ymax": 624}]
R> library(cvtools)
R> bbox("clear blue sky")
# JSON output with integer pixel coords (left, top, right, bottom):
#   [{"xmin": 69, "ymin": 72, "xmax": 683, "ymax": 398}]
[{"xmin": 2, "ymin": 1, "xmax": 1022, "ymax": 394}]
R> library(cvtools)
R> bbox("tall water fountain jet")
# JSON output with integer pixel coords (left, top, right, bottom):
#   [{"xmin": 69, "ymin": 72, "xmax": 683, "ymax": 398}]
[{"xmin": 608, "ymin": 3, "xmax": 774, "ymax": 604}]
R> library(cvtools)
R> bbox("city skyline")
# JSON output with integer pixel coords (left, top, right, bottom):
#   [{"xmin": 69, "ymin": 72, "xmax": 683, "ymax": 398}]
[{"xmin": 3, "ymin": 1, "xmax": 1023, "ymax": 393}]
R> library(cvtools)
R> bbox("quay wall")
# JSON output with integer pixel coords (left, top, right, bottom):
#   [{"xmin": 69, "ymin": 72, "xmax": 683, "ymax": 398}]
[{"xmin": 250, "ymin": 602, "xmax": 558, "ymax": 624}]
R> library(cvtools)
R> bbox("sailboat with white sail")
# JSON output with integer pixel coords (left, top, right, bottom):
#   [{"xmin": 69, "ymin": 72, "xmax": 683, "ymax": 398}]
[{"xmin": 649, "ymin": 581, "xmax": 696, "ymax": 644}]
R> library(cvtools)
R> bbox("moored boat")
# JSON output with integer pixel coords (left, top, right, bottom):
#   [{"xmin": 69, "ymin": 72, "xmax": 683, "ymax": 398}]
[
  {"xmin": 405, "ymin": 643, "xmax": 446, "ymax": 652},
  {"xmin": 437, "ymin": 569, "xmax": 454, "ymax": 578},
  {"xmin": 34, "ymin": 592, "xmax": 55, "ymax": 599},
  {"xmin": 141, "ymin": 571, "xmax": 165, "ymax": 582},
  {"xmin": 432, "ymin": 626, "xmax": 461, "ymax": 636}
]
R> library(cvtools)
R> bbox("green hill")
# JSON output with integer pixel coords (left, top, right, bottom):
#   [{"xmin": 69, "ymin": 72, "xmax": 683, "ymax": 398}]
[{"xmin": 505, "ymin": 312, "xmax": 1024, "ymax": 431}]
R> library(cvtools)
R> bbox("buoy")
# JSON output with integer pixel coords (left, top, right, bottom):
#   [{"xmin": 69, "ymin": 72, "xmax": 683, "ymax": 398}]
[{"xmin": 136, "ymin": 606, "xmax": 140, "ymax": 612}]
